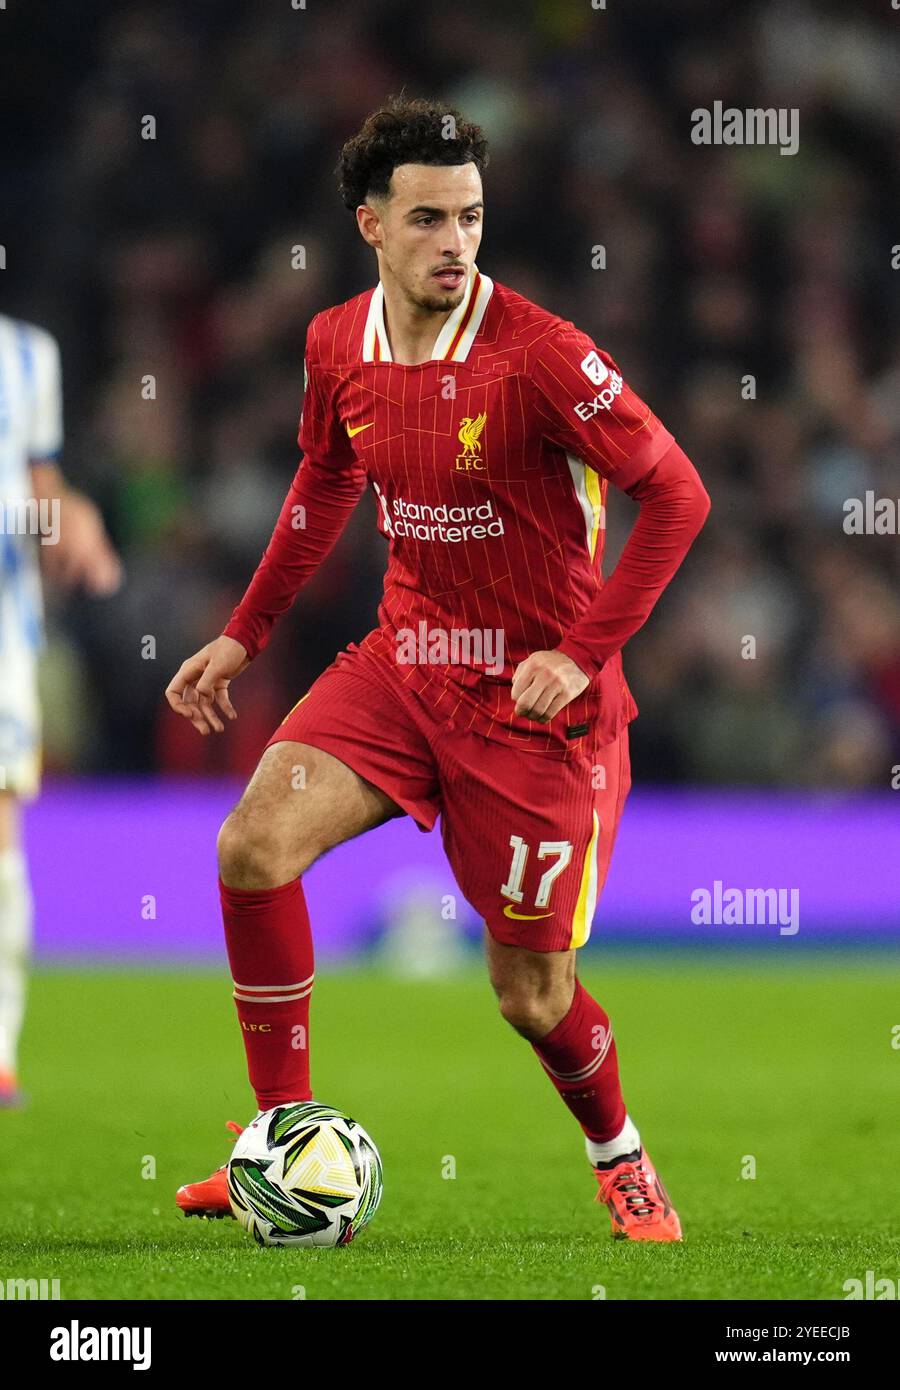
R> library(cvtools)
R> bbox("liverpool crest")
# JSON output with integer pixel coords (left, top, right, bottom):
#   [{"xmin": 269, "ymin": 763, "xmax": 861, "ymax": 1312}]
[{"xmin": 454, "ymin": 411, "xmax": 487, "ymax": 471}]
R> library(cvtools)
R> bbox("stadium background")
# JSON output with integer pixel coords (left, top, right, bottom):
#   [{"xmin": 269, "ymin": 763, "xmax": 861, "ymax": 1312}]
[
  {"xmin": 0, "ymin": 0, "xmax": 898, "ymax": 1303},
  {"xmin": 3, "ymin": 0, "xmax": 898, "ymax": 791}
]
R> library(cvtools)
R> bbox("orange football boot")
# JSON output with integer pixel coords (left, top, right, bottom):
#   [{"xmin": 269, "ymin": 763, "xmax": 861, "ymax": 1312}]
[
  {"xmin": 0, "ymin": 1066, "xmax": 25, "ymax": 1109},
  {"xmin": 593, "ymin": 1148, "xmax": 683, "ymax": 1241},
  {"xmin": 176, "ymin": 1121, "xmax": 243, "ymax": 1219}
]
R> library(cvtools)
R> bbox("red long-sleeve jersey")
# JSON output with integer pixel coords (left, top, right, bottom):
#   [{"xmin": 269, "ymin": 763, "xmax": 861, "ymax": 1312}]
[{"xmin": 225, "ymin": 269, "xmax": 710, "ymax": 753}]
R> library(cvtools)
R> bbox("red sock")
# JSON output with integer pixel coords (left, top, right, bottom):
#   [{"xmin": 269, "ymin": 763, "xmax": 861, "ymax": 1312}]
[
  {"xmin": 532, "ymin": 978, "xmax": 626, "ymax": 1142},
  {"xmin": 219, "ymin": 877, "xmax": 314, "ymax": 1110}
]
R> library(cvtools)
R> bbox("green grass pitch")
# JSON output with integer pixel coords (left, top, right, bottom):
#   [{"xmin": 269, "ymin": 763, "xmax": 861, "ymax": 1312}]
[{"xmin": 0, "ymin": 953, "xmax": 895, "ymax": 1300}]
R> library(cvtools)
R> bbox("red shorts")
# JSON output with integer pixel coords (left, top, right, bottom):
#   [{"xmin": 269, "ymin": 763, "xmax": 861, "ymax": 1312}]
[{"xmin": 266, "ymin": 644, "xmax": 631, "ymax": 953}]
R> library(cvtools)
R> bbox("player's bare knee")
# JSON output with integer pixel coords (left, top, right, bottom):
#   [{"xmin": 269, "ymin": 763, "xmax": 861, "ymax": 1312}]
[
  {"xmin": 496, "ymin": 987, "xmax": 562, "ymax": 1042},
  {"xmin": 216, "ymin": 814, "xmax": 265, "ymax": 887},
  {"xmin": 216, "ymin": 811, "xmax": 312, "ymax": 888}
]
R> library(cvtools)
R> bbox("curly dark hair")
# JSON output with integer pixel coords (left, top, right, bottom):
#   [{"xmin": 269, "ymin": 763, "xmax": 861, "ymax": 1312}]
[{"xmin": 337, "ymin": 95, "xmax": 488, "ymax": 212}]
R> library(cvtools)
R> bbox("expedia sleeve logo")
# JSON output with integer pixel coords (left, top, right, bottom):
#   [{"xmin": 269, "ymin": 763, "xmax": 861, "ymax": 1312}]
[
  {"xmin": 574, "ymin": 372, "xmax": 624, "ymax": 420},
  {"xmin": 580, "ymin": 351, "xmax": 609, "ymax": 386}
]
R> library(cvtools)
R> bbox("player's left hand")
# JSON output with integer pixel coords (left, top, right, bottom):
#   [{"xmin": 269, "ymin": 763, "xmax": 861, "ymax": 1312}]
[
  {"xmin": 41, "ymin": 490, "xmax": 123, "ymax": 596},
  {"xmin": 511, "ymin": 649, "xmax": 590, "ymax": 723}
]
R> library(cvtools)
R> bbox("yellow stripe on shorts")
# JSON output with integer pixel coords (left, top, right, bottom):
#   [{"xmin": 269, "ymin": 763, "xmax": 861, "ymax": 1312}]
[{"xmin": 569, "ymin": 808, "xmax": 601, "ymax": 949}]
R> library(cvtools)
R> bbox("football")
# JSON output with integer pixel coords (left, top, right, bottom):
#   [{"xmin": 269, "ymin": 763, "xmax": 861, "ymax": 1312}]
[{"xmin": 226, "ymin": 1102, "xmax": 383, "ymax": 1247}]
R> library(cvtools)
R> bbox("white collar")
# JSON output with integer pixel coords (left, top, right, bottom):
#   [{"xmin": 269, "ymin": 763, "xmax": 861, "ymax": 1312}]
[{"xmin": 362, "ymin": 265, "xmax": 494, "ymax": 364}]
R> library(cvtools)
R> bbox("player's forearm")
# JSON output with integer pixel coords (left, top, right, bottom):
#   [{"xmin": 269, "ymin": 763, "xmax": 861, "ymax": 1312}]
[
  {"xmin": 223, "ymin": 458, "xmax": 366, "ymax": 660},
  {"xmin": 557, "ymin": 441, "xmax": 710, "ymax": 678}
]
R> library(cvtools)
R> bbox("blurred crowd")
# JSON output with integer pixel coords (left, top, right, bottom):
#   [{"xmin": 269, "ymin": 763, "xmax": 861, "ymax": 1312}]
[{"xmin": 4, "ymin": 0, "xmax": 900, "ymax": 786}]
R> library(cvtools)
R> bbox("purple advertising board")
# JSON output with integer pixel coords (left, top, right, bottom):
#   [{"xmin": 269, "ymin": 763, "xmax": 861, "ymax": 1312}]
[{"xmin": 23, "ymin": 780, "xmax": 900, "ymax": 960}]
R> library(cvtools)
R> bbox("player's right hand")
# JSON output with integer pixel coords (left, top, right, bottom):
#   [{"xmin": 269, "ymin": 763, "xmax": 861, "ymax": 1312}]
[{"xmin": 165, "ymin": 635, "xmax": 250, "ymax": 736}]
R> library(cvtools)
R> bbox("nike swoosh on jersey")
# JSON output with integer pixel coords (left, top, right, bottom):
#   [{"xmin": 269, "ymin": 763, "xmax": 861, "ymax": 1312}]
[
  {"xmin": 346, "ymin": 421, "xmax": 374, "ymax": 438},
  {"xmin": 502, "ymin": 904, "xmax": 553, "ymax": 921}
]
